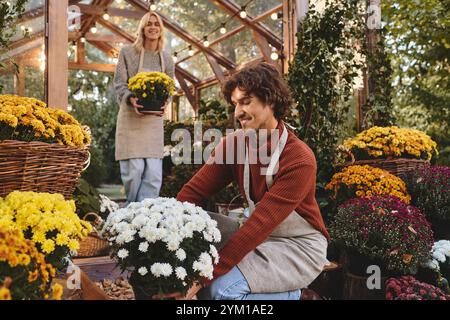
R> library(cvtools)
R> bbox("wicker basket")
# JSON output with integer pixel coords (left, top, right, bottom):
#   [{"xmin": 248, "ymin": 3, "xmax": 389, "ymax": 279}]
[
  {"xmin": 77, "ymin": 213, "xmax": 110, "ymax": 258},
  {"xmin": 341, "ymin": 150, "xmax": 430, "ymax": 178},
  {"xmin": 0, "ymin": 139, "xmax": 89, "ymax": 199}
]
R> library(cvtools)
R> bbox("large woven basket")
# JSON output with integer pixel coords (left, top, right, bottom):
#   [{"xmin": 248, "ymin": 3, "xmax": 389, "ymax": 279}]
[
  {"xmin": 0, "ymin": 139, "xmax": 89, "ymax": 199},
  {"xmin": 341, "ymin": 151, "xmax": 430, "ymax": 178}
]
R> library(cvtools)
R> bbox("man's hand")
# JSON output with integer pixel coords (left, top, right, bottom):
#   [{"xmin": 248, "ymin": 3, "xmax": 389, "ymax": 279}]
[{"xmin": 152, "ymin": 282, "xmax": 203, "ymax": 300}]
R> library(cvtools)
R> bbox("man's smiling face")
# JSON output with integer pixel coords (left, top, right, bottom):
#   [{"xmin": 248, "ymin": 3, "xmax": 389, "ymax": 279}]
[{"xmin": 231, "ymin": 87, "xmax": 277, "ymax": 131}]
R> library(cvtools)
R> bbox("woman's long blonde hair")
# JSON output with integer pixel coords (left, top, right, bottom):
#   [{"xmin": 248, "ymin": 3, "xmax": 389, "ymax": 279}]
[{"xmin": 133, "ymin": 12, "xmax": 166, "ymax": 52}]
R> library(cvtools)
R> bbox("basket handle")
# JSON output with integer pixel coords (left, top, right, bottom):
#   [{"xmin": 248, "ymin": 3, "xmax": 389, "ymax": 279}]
[
  {"xmin": 82, "ymin": 151, "xmax": 91, "ymax": 172},
  {"xmin": 83, "ymin": 212, "xmax": 103, "ymax": 226},
  {"xmin": 226, "ymin": 194, "xmax": 242, "ymax": 213}
]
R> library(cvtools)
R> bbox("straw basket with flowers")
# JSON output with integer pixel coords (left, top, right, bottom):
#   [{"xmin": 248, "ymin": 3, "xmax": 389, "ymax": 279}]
[
  {"xmin": 0, "ymin": 94, "xmax": 91, "ymax": 199},
  {"xmin": 337, "ymin": 126, "xmax": 437, "ymax": 177}
]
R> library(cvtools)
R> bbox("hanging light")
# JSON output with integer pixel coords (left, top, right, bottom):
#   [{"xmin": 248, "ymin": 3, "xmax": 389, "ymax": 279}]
[
  {"xmin": 28, "ymin": 27, "xmax": 33, "ymax": 32},
  {"xmin": 80, "ymin": 36, "xmax": 86, "ymax": 43},
  {"xmin": 220, "ymin": 23, "xmax": 227, "ymax": 34},
  {"xmin": 194, "ymin": 2, "xmax": 198, "ymax": 6},
  {"xmin": 119, "ymin": 42, "xmax": 124, "ymax": 47},
  {"xmin": 20, "ymin": 25, "xmax": 25, "ymax": 31},
  {"xmin": 239, "ymin": 6, "xmax": 247, "ymax": 19},
  {"xmin": 103, "ymin": 11, "xmax": 110, "ymax": 20},
  {"xmin": 270, "ymin": 51, "xmax": 279, "ymax": 61},
  {"xmin": 203, "ymin": 36, "xmax": 209, "ymax": 48},
  {"xmin": 271, "ymin": 12, "xmax": 278, "ymax": 20},
  {"xmin": 172, "ymin": 52, "xmax": 178, "ymax": 63},
  {"xmin": 149, "ymin": 0, "xmax": 157, "ymax": 11},
  {"xmin": 90, "ymin": 26, "xmax": 97, "ymax": 34},
  {"xmin": 188, "ymin": 45, "xmax": 195, "ymax": 56}
]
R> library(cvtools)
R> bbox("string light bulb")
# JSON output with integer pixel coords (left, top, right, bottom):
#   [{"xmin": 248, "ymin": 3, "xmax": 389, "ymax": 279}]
[
  {"xmin": 103, "ymin": 12, "xmax": 110, "ymax": 20},
  {"xmin": 239, "ymin": 7, "xmax": 247, "ymax": 19},
  {"xmin": 220, "ymin": 23, "xmax": 227, "ymax": 34},
  {"xmin": 270, "ymin": 51, "xmax": 279, "ymax": 61},
  {"xmin": 188, "ymin": 45, "xmax": 195, "ymax": 56},
  {"xmin": 172, "ymin": 52, "xmax": 178, "ymax": 63},
  {"xmin": 271, "ymin": 12, "xmax": 278, "ymax": 20},
  {"xmin": 80, "ymin": 36, "xmax": 86, "ymax": 43},
  {"xmin": 90, "ymin": 26, "xmax": 97, "ymax": 34},
  {"xmin": 149, "ymin": 1, "xmax": 157, "ymax": 11},
  {"xmin": 203, "ymin": 36, "xmax": 209, "ymax": 47}
]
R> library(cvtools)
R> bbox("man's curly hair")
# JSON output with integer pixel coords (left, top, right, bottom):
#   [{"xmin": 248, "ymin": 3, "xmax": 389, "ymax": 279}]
[{"xmin": 222, "ymin": 62, "xmax": 293, "ymax": 120}]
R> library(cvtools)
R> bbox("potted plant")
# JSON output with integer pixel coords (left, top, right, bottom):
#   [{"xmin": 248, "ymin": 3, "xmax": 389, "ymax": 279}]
[
  {"xmin": 330, "ymin": 195, "xmax": 434, "ymax": 299},
  {"xmin": 0, "ymin": 94, "xmax": 91, "ymax": 198},
  {"xmin": 326, "ymin": 165, "xmax": 411, "ymax": 206},
  {"xmin": 127, "ymin": 72, "xmax": 175, "ymax": 112},
  {"xmin": 405, "ymin": 165, "xmax": 450, "ymax": 239},
  {"xmin": 385, "ymin": 276, "xmax": 450, "ymax": 300},
  {"xmin": 0, "ymin": 225, "xmax": 63, "ymax": 300},
  {"xmin": 0, "ymin": 191, "xmax": 92, "ymax": 271},
  {"xmin": 337, "ymin": 126, "xmax": 438, "ymax": 177},
  {"xmin": 101, "ymin": 197, "xmax": 221, "ymax": 299},
  {"xmin": 419, "ymin": 240, "xmax": 450, "ymax": 293}
]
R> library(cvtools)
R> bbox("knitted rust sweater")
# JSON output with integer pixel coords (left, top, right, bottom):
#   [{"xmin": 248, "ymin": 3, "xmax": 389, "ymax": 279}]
[{"xmin": 177, "ymin": 121, "xmax": 330, "ymax": 284}]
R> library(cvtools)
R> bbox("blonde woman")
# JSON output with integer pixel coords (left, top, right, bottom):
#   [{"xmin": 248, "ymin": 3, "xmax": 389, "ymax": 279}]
[{"xmin": 113, "ymin": 11, "xmax": 174, "ymax": 204}]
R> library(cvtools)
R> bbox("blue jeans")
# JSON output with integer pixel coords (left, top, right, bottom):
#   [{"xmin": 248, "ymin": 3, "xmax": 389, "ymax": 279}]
[
  {"xmin": 197, "ymin": 266, "xmax": 301, "ymax": 300},
  {"xmin": 119, "ymin": 158, "xmax": 162, "ymax": 204}
]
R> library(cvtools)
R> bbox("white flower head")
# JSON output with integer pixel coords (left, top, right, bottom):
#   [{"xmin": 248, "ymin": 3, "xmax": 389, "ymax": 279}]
[
  {"xmin": 117, "ymin": 248, "xmax": 129, "ymax": 259},
  {"xmin": 138, "ymin": 266, "xmax": 148, "ymax": 276},
  {"xmin": 175, "ymin": 267, "xmax": 187, "ymax": 281},
  {"xmin": 138, "ymin": 241, "xmax": 149, "ymax": 253},
  {"xmin": 176, "ymin": 248, "xmax": 186, "ymax": 261}
]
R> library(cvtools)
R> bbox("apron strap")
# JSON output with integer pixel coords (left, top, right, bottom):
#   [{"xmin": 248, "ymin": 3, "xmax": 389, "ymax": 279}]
[{"xmin": 243, "ymin": 124, "xmax": 288, "ymax": 217}]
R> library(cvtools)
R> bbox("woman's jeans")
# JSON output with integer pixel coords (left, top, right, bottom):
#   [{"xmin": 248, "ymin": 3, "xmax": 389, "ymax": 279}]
[
  {"xmin": 197, "ymin": 266, "xmax": 301, "ymax": 300},
  {"xmin": 119, "ymin": 158, "xmax": 162, "ymax": 204}
]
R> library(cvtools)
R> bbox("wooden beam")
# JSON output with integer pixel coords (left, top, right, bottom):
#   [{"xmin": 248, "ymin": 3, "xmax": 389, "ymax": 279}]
[
  {"xmin": 204, "ymin": 54, "xmax": 225, "ymax": 84},
  {"xmin": 0, "ymin": 34, "xmax": 44, "ymax": 61},
  {"xmin": 69, "ymin": 61, "xmax": 115, "ymax": 72},
  {"xmin": 76, "ymin": 40, "xmax": 85, "ymax": 64},
  {"xmin": 191, "ymin": 57, "xmax": 265, "ymax": 91},
  {"xmin": 125, "ymin": 0, "xmax": 236, "ymax": 70},
  {"xmin": 16, "ymin": 6, "xmax": 45, "ymax": 24},
  {"xmin": 86, "ymin": 39, "xmax": 200, "ymax": 85},
  {"xmin": 251, "ymin": 29, "xmax": 281, "ymax": 73},
  {"xmin": 96, "ymin": 17, "xmax": 135, "ymax": 43},
  {"xmin": 79, "ymin": 0, "xmax": 114, "ymax": 35},
  {"xmin": 175, "ymin": 69, "xmax": 198, "ymax": 111},
  {"xmin": 176, "ymin": 4, "xmax": 282, "ymax": 66},
  {"xmin": 69, "ymin": 31, "xmax": 131, "ymax": 43},
  {"xmin": 76, "ymin": 3, "xmax": 142, "ymax": 20},
  {"xmin": 210, "ymin": 0, "xmax": 282, "ymax": 50},
  {"xmin": 46, "ymin": 0, "xmax": 68, "ymax": 109}
]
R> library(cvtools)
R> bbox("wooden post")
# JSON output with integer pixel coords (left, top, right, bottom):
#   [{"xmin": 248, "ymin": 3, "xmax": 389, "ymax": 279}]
[
  {"xmin": 282, "ymin": 0, "xmax": 302, "ymax": 74},
  {"xmin": 45, "ymin": 0, "xmax": 68, "ymax": 109}
]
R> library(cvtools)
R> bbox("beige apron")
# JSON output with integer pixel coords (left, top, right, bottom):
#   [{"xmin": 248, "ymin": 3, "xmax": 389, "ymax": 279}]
[
  {"xmin": 237, "ymin": 125, "xmax": 329, "ymax": 293},
  {"xmin": 115, "ymin": 49, "xmax": 165, "ymax": 161}
]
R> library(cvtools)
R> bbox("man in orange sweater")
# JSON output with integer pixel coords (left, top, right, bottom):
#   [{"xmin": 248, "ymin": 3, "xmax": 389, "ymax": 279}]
[{"xmin": 170, "ymin": 63, "xmax": 329, "ymax": 300}]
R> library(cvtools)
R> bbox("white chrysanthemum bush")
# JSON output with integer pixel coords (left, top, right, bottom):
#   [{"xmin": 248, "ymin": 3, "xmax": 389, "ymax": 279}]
[{"xmin": 101, "ymin": 197, "xmax": 221, "ymax": 297}]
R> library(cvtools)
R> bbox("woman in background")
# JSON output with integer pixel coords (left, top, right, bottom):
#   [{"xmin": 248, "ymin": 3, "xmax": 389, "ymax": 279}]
[{"xmin": 113, "ymin": 11, "xmax": 174, "ymax": 204}]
